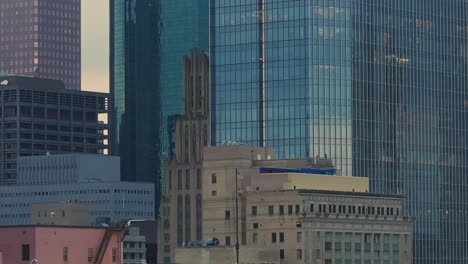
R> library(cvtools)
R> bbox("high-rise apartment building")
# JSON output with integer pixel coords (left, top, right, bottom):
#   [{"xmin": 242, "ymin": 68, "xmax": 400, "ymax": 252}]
[
  {"xmin": 0, "ymin": 0, "xmax": 81, "ymax": 90},
  {"xmin": 0, "ymin": 75, "xmax": 108, "ymax": 184},
  {"xmin": 110, "ymin": 0, "xmax": 209, "ymax": 217},
  {"xmin": 210, "ymin": 1, "xmax": 468, "ymax": 263},
  {"xmin": 109, "ymin": 0, "xmax": 161, "ymax": 185}
]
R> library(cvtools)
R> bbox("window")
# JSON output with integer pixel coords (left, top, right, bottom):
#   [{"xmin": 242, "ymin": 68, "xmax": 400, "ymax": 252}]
[
  {"xmin": 225, "ymin": 210, "xmax": 231, "ymax": 220},
  {"xmin": 112, "ymin": 248, "xmax": 117, "ymax": 263},
  {"xmin": 253, "ymin": 232, "xmax": 258, "ymax": 243},
  {"xmin": 88, "ymin": 248, "xmax": 94, "ymax": 262},
  {"xmin": 272, "ymin": 233, "xmax": 277, "ymax": 243},
  {"xmin": 177, "ymin": 170, "xmax": 182, "ymax": 190},
  {"xmin": 196, "ymin": 169, "xmax": 202, "ymax": 190},
  {"xmin": 295, "ymin": 205, "xmax": 300, "ymax": 214},
  {"xmin": 280, "ymin": 249, "xmax": 285, "ymax": 259},
  {"xmin": 268, "ymin": 206, "xmax": 274, "ymax": 216},
  {"xmin": 297, "ymin": 232, "xmax": 302, "ymax": 243},
  {"xmin": 185, "ymin": 169, "xmax": 190, "ymax": 190},
  {"xmin": 297, "ymin": 249, "xmax": 302, "ymax": 259},
  {"xmin": 63, "ymin": 247, "xmax": 69, "ymax": 262},
  {"xmin": 22, "ymin": 244, "xmax": 30, "ymax": 261},
  {"xmin": 253, "ymin": 223, "xmax": 259, "ymax": 229},
  {"xmin": 288, "ymin": 205, "xmax": 293, "ymax": 215},
  {"xmin": 211, "ymin": 190, "xmax": 217, "ymax": 196},
  {"xmin": 225, "ymin": 236, "xmax": 231, "ymax": 246},
  {"xmin": 310, "ymin": 204, "xmax": 314, "ymax": 212},
  {"xmin": 280, "ymin": 232, "xmax": 285, "ymax": 243},
  {"xmin": 279, "ymin": 205, "xmax": 284, "ymax": 215},
  {"xmin": 251, "ymin": 206, "xmax": 257, "ymax": 216},
  {"xmin": 211, "ymin": 173, "xmax": 217, "ymax": 184}
]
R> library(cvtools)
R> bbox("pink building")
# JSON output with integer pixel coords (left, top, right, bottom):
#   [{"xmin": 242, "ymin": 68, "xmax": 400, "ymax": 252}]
[{"xmin": 0, "ymin": 225, "xmax": 125, "ymax": 264}]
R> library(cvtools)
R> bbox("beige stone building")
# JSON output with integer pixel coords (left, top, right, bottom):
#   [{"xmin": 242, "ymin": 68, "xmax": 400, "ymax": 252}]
[
  {"xmin": 174, "ymin": 246, "xmax": 279, "ymax": 264},
  {"xmin": 158, "ymin": 48, "xmax": 209, "ymax": 264},
  {"xmin": 31, "ymin": 202, "xmax": 89, "ymax": 226},
  {"xmin": 202, "ymin": 145, "xmax": 415, "ymax": 264}
]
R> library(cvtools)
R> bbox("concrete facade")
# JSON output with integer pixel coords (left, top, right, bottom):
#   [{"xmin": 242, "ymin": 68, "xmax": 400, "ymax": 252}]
[
  {"xmin": 0, "ymin": 226, "xmax": 124, "ymax": 264},
  {"xmin": 0, "ymin": 181, "xmax": 154, "ymax": 225},
  {"xmin": 123, "ymin": 227, "xmax": 147, "ymax": 264},
  {"xmin": 0, "ymin": 75, "xmax": 109, "ymax": 184},
  {"xmin": 17, "ymin": 154, "xmax": 120, "ymax": 185},
  {"xmin": 31, "ymin": 202, "xmax": 89, "ymax": 226},
  {"xmin": 158, "ymin": 49, "xmax": 209, "ymax": 264},
  {"xmin": 201, "ymin": 145, "xmax": 414, "ymax": 264},
  {"xmin": 174, "ymin": 246, "xmax": 280, "ymax": 264}
]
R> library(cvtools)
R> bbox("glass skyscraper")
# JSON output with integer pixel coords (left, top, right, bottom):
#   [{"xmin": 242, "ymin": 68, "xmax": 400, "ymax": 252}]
[
  {"xmin": 110, "ymin": 0, "xmax": 208, "ymax": 216},
  {"xmin": 110, "ymin": 0, "xmax": 161, "ymax": 194},
  {"xmin": 159, "ymin": 0, "xmax": 209, "ymax": 186},
  {"xmin": 210, "ymin": 1, "xmax": 468, "ymax": 263}
]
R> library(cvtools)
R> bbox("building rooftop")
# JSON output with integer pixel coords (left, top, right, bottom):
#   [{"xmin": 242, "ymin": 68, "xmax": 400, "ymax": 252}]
[{"xmin": 252, "ymin": 188, "xmax": 405, "ymax": 199}]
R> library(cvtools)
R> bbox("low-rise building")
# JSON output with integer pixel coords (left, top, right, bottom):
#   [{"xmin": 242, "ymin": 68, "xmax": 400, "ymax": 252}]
[
  {"xmin": 0, "ymin": 225, "xmax": 125, "ymax": 264},
  {"xmin": 124, "ymin": 227, "xmax": 147, "ymax": 264},
  {"xmin": 31, "ymin": 202, "xmax": 89, "ymax": 226},
  {"xmin": 175, "ymin": 246, "xmax": 279, "ymax": 264},
  {"xmin": 201, "ymin": 145, "xmax": 415, "ymax": 264},
  {"xmin": 0, "ymin": 154, "xmax": 154, "ymax": 225}
]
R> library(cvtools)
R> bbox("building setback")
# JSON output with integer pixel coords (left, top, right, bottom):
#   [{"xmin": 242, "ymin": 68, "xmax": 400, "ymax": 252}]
[
  {"xmin": 158, "ymin": 49, "xmax": 209, "ymax": 264},
  {"xmin": 0, "ymin": 0, "xmax": 81, "ymax": 90},
  {"xmin": 0, "ymin": 75, "xmax": 108, "ymax": 184},
  {"xmin": 210, "ymin": 1, "xmax": 468, "ymax": 263}
]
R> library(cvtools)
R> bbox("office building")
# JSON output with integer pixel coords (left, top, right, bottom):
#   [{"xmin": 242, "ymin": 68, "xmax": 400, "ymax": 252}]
[
  {"xmin": 158, "ymin": 49, "xmax": 209, "ymax": 264},
  {"xmin": 175, "ymin": 246, "xmax": 279, "ymax": 264},
  {"xmin": 109, "ymin": 0, "xmax": 161, "ymax": 208},
  {"xmin": 31, "ymin": 202, "xmax": 89, "ymax": 226},
  {"xmin": 0, "ymin": 75, "xmax": 108, "ymax": 184},
  {"xmin": 0, "ymin": 226, "xmax": 125, "ymax": 264},
  {"xmin": 0, "ymin": 0, "xmax": 81, "ymax": 90},
  {"xmin": 0, "ymin": 154, "xmax": 154, "ymax": 225},
  {"xmin": 110, "ymin": 0, "xmax": 209, "ymax": 216},
  {"xmin": 123, "ymin": 227, "xmax": 148, "ymax": 264},
  {"xmin": 210, "ymin": 1, "xmax": 468, "ymax": 262},
  {"xmin": 201, "ymin": 146, "xmax": 414, "ymax": 264},
  {"xmin": 159, "ymin": 0, "xmax": 209, "ymax": 194}
]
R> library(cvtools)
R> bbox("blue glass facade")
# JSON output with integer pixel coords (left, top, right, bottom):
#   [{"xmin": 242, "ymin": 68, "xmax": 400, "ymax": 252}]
[
  {"xmin": 110, "ymin": 0, "xmax": 161, "ymax": 209},
  {"xmin": 210, "ymin": 0, "xmax": 468, "ymax": 263},
  {"xmin": 159, "ymin": 0, "xmax": 209, "ymax": 187}
]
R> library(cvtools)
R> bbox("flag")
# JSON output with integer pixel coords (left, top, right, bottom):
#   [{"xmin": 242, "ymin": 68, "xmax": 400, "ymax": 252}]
[
  {"xmin": 237, "ymin": 186, "xmax": 245, "ymax": 199},
  {"xmin": 236, "ymin": 170, "xmax": 244, "ymax": 180}
]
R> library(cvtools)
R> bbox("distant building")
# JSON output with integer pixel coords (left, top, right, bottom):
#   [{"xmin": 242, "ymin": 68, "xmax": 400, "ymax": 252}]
[
  {"xmin": 0, "ymin": 0, "xmax": 81, "ymax": 90},
  {"xmin": 31, "ymin": 202, "xmax": 89, "ymax": 226},
  {"xmin": 17, "ymin": 153, "xmax": 120, "ymax": 185},
  {"xmin": 124, "ymin": 227, "xmax": 147, "ymax": 264},
  {"xmin": 158, "ymin": 49, "xmax": 209, "ymax": 264},
  {"xmin": 0, "ymin": 226, "xmax": 124, "ymax": 263},
  {"xmin": 175, "ymin": 246, "xmax": 279, "ymax": 264},
  {"xmin": 201, "ymin": 145, "xmax": 415, "ymax": 264},
  {"xmin": 0, "ymin": 75, "xmax": 109, "ymax": 184},
  {"xmin": 0, "ymin": 154, "xmax": 154, "ymax": 225},
  {"xmin": 128, "ymin": 220, "xmax": 159, "ymax": 264}
]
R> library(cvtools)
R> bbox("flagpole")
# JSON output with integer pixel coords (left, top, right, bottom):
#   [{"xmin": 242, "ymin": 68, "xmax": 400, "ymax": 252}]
[{"xmin": 235, "ymin": 168, "xmax": 240, "ymax": 264}]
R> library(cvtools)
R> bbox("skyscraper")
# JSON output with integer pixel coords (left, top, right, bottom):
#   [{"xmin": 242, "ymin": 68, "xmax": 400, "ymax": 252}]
[
  {"xmin": 110, "ymin": 0, "xmax": 208, "ymax": 216},
  {"xmin": 159, "ymin": 0, "xmax": 209, "ymax": 187},
  {"xmin": 210, "ymin": 1, "xmax": 468, "ymax": 263},
  {"xmin": 109, "ymin": 0, "xmax": 161, "ymax": 185},
  {"xmin": 0, "ymin": 0, "xmax": 81, "ymax": 90}
]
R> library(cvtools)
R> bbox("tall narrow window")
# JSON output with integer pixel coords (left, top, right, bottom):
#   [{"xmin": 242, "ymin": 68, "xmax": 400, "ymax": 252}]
[
  {"xmin": 185, "ymin": 169, "xmax": 190, "ymax": 190},
  {"xmin": 63, "ymin": 247, "xmax": 69, "ymax": 262},
  {"xmin": 211, "ymin": 173, "xmax": 217, "ymax": 184},
  {"xmin": 185, "ymin": 195, "xmax": 191, "ymax": 242},
  {"xmin": 177, "ymin": 170, "xmax": 182, "ymax": 190},
  {"xmin": 22, "ymin": 244, "xmax": 30, "ymax": 261},
  {"xmin": 88, "ymin": 248, "xmax": 94, "ymax": 262},
  {"xmin": 196, "ymin": 168, "xmax": 202, "ymax": 190},
  {"xmin": 112, "ymin": 248, "xmax": 117, "ymax": 262}
]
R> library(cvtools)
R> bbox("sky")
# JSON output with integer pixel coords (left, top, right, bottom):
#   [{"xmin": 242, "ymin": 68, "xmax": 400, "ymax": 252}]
[{"xmin": 81, "ymin": 0, "xmax": 109, "ymax": 93}]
